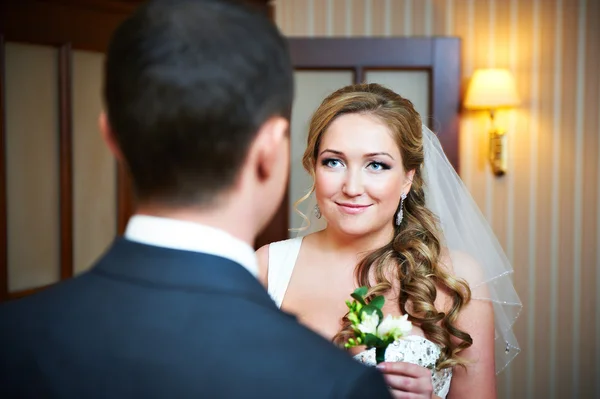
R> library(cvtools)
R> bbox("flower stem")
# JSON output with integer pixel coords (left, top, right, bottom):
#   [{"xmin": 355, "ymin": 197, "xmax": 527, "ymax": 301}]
[{"xmin": 375, "ymin": 347, "xmax": 386, "ymax": 364}]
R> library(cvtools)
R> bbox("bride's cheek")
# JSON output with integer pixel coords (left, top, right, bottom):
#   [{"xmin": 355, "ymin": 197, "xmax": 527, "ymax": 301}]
[
  {"xmin": 367, "ymin": 178, "xmax": 402, "ymax": 206},
  {"xmin": 315, "ymin": 171, "xmax": 343, "ymax": 198}
]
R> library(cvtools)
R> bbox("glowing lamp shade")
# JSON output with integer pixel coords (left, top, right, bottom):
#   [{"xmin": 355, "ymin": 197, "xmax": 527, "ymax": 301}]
[{"xmin": 464, "ymin": 68, "xmax": 520, "ymax": 110}]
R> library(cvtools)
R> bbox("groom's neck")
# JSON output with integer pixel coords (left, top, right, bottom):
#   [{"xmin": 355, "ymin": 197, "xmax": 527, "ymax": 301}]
[{"xmin": 134, "ymin": 201, "xmax": 256, "ymax": 247}]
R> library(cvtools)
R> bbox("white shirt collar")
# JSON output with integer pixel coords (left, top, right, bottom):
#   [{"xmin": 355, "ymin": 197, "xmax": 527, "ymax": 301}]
[{"xmin": 124, "ymin": 215, "xmax": 258, "ymax": 277}]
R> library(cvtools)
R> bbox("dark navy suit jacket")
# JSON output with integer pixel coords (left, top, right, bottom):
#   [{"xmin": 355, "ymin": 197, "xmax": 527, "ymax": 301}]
[{"xmin": 0, "ymin": 239, "xmax": 391, "ymax": 398}]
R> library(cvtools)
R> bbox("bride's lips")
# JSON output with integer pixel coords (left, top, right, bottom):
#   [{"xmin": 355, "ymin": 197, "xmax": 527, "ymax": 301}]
[{"xmin": 336, "ymin": 202, "xmax": 372, "ymax": 215}]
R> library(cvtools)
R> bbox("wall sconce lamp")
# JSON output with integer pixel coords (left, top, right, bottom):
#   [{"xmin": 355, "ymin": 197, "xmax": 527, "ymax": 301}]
[{"xmin": 464, "ymin": 68, "xmax": 520, "ymax": 176}]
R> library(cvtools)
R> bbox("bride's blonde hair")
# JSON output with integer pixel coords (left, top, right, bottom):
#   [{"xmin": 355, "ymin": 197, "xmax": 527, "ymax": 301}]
[{"xmin": 301, "ymin": 83, "xmax": 472, "ymax": 369}]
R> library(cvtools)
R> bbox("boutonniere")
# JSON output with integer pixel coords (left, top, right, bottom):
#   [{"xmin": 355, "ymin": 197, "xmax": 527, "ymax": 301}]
[{"xmin": 344, "ymin": 286, "xmax": 412, "ymax": 363}]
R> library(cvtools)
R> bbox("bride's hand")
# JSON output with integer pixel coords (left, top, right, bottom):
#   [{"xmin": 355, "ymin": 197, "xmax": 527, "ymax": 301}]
[{"xmin": 376, "ymin": 362, "xmax": 435, "ymax": 399}]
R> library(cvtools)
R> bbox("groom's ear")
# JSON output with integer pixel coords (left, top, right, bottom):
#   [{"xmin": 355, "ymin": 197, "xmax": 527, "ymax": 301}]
[
  {"xmin": 98, "ymin": 111, "xmax": 124, "ymax": 162},
  {"xmin": 252, "ymin": 116, "xmax": 289, "ymax": 182}
]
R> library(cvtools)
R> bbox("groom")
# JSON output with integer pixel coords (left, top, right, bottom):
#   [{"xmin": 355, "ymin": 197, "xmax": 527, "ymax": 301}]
[{"xmin": 0, "ymin": 0, "xmax": 391, "ymax": 398}]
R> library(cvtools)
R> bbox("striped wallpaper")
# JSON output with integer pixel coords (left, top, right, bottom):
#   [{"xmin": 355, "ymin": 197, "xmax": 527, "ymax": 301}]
[{"xmin": 273, "ymin": 0, "xmax": 600, "ymax": 397}]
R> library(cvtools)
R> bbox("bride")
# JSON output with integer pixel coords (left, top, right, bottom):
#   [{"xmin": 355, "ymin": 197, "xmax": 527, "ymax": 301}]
[{"xmin": 257, "ymin": 83, "xmax": 521, "ymax": 398}]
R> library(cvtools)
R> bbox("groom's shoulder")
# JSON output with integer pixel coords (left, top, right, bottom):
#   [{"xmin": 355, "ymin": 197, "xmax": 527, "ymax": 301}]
[
  {"xmin": 271, "ymin": 334, "xmax": 391, "ymax": 398},
  {"xmin": 0, "ymin": 276, "xmax": 81, "ymax": 335},
  {"xmin": 252, "ymin": 310, "xmax": 390, "ymax": 397}
]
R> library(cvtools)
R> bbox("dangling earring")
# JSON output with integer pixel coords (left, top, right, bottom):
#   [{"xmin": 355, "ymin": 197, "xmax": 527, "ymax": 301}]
[
  {"xmin": 314, "ymin": 204, "xmax": 322, "ymax": 219},
  {"xmin": 395, "ymin": 193, "xmax": 407, "ymax": 226}
]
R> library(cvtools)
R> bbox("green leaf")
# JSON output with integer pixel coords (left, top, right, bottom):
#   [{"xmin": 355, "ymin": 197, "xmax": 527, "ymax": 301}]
[
  {"xmin": 370, "ymin": 295, "xmax": 385, "ymax": 310},
  {"xmin": 350, "ymin": 293, "xmax": 366, "ymax": 306},
  {"xmin": 362, "ymin": 334, "xmax": 377, "ymax": 347},
  {"xmin": 354, "ymin": 286, "xmax": 368, "ymax": 297},
  {"xmin": 350, "ymin": 292, "xmax": 367, "ymax": 305},
  {"xmin": 363, "ymin": 333, "xmax": 384, "ymax": 347},
  {"xmin": 361, "ymin": 304, "xmax": 375, "ymax": 315},
  {"xmin": 360, "ymin": 305, "xmax": 383, "ymax": 323},
  {"xmin": 374, "ymin": 307, "xmax": 384, "ymax": 321}
]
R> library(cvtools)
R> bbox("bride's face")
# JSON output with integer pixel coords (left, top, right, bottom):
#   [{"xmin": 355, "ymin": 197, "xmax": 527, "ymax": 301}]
[{"xmin": 314, "ymin": 113, "xmax": 413, "ymax": 237}]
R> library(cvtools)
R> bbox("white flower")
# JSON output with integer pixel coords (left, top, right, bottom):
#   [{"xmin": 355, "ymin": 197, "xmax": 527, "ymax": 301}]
[
  {"xmin": 357, "ymin": 312, "xmax": 380, "ymax": 335},
  {"xmin": 377, "ymin": 314, "xmax": 412, "ymax": 340}
]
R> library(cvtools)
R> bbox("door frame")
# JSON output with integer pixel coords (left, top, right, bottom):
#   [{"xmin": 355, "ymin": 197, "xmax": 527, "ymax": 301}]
[
  {"xmin": 0, "ymin": 0, "xmax": 273, "ymax": 301},
  {"xmin": 288, "ymin": 37, "xmax": 461, "ymax": 168}
]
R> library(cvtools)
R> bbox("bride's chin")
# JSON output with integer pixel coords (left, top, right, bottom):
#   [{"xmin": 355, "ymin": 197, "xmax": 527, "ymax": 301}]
[
  {"xmin": 326, "ymin": 218, "xmax": 395, "ymax": 242},
  {"xmin": 328, "ymin": 221, "xmax": 373, "ymax": 238}
]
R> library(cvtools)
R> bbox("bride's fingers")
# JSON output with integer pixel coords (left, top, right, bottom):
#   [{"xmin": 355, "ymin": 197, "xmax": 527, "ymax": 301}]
[
  {"xmin": 377, "ymin": 362, "xmax": 434, "ymax": 398},
  {"xmin": 383, "ymin": 374, "xmax": 430, "ymax": 394},
  {"xmin": 389, "ymin": 391, "xmax": 423, "ymax": 399},
  {"xmin": 377, "ymin": 361, "xmax": 432, "ymax": 379},
  {"xmin": 384, "ymin": 374, "xmax": 416, "ymax": 391}
]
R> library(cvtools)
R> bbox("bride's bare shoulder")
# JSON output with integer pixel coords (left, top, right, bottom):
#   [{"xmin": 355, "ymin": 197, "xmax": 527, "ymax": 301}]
[
  {"xmin": 434, "ymin": 248, "xmax": 482, "ymax": 310},
  {"xmin": 438, "ymin": 248, "xmax": 482, "ymax": 278},
  {"xmin": 255, "ymin": 244, "xmax": 270, "ymax": 287},
  {"xmin": 256, "ymin": 235, "xmax": 315, "ymax": 287}
]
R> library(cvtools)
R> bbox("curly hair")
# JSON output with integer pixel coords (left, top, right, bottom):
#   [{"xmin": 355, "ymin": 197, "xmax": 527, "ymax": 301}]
[{"xmin": 300, "ymin": 83, "xmax": 473, "ymax": 369}]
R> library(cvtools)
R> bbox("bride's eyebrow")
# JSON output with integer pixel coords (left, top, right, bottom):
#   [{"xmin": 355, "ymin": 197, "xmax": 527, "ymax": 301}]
[
  {"xmin": 365, "ymin": 152, "xmax": 394, "ymax": 160},
  {"xmin": 319, "ymin": 149, "xmax": 343, "ymax": 156},
  {"xmin": 318, "ymin": 149, "xmax": 395, "ymax": 160}
]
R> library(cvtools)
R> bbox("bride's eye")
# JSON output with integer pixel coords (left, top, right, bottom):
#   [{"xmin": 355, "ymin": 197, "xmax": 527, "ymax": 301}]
[
  {"xmin": 322, "ymin": 158, "xmax": 344, "ymax": 168},
  {"xmin": 367, "ymin": 161, "xmax": 390, "ymax": 171}
]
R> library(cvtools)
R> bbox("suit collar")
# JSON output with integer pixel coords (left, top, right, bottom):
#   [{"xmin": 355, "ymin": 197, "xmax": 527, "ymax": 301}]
[
  {"xmin": 91, "ymin": 238, "xmax": 276, "ymax": 310},
  {"xmin": 124, "ymin": 215, "xmax": 258, "ymax": 278}
]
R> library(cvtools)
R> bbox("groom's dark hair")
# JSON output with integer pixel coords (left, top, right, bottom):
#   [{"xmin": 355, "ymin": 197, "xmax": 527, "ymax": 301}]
[{"xmin": 103, "ymin": 0, "xmax": 293, "ymax": 206}]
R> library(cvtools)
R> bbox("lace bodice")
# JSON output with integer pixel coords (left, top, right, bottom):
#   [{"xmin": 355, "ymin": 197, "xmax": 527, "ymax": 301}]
[
  {"xmin": 353, "ymin": 335, "xmax": 452, "ymax": 398},
  {"xmin": 267, "ymin": 237, "xmax": 453, "ymax": 398}
]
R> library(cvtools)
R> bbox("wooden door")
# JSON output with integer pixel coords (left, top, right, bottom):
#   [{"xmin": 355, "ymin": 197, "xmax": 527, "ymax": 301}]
[{"xmin": 0, "ymin": 0, "xmax": 273, "ymax": 302}]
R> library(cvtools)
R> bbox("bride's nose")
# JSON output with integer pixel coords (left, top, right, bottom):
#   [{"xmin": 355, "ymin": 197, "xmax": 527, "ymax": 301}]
[{"xmin": 341, "ymin": 168, "xmax": 365, "ymax": 197}]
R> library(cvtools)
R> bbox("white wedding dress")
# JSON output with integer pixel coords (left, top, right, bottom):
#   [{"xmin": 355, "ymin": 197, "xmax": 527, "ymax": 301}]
[{"xmin": 267, "ymin": 237, "xmax": 452, "ymax": 398}]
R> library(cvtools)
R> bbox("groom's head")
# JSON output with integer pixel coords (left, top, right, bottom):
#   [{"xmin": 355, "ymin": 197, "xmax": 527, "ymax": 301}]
[{"xmin": 100, "ymin": 0, "xmax": 293, "ymax": 233}]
